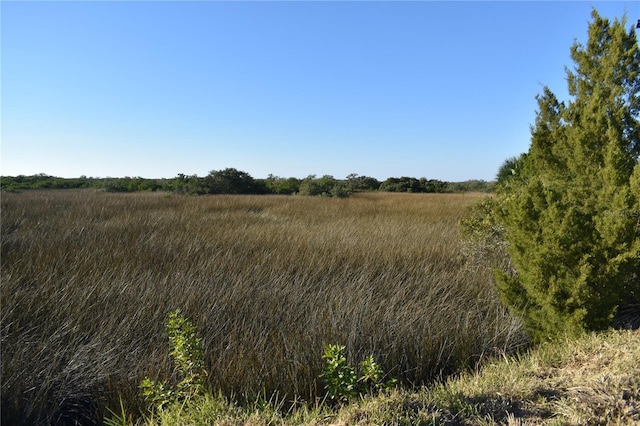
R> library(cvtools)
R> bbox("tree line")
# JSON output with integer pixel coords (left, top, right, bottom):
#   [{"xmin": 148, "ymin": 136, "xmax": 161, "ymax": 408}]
[{"xmin": 0, "ymin": 171, "xmax": 494, "ymax": 195}]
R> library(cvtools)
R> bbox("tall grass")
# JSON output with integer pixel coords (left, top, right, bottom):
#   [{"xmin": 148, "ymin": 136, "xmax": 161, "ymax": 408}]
[{"xmin": 1, "ymin": 190, "xmax": 527, "ymax": 424}]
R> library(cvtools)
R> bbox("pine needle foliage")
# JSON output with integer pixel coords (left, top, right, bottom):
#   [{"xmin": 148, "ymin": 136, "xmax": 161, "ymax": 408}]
[{"xmin": 496, "ymin": 10, "xmax": 640, "ymax": 342}]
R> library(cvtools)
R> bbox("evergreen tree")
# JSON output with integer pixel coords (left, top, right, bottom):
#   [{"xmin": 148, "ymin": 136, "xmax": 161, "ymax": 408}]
[{"xmin": 496, "ymin": 10, "xmax": 640, "ymax": 341}]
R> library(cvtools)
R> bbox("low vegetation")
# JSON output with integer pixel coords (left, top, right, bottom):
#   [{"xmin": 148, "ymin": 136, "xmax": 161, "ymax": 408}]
[
  {"xmin": 1, "ymin": 190, "xmax": 526, "ymax": 424},
  {"xmin": 107, "ymin": 309, "xmax": 640, "ymax": 425},
  {"xmin": 326, "ymin": 329, "xmax": 640, "ymax": 426},
  {"xmin": 106, "ymin": 312, "xmax": 640, "ymax": 426},
  {"xmin": 140, "ymin": 311, "xmax": 208, "ymax": 413},
  {"xmin": 110, "ymin": 312, "xmax": 640, "ymax": 425}
]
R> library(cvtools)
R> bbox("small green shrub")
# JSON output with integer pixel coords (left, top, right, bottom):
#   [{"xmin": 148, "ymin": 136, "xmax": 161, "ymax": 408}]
[
  {"xmin": 140, "ymin": 310, "xmax": 207, "ymax": 412},
  {"xmin": 321, "ymin": 344, "xmax": 395, "ymax": 404},
  {"xmin": 359, "ymin": 354, "xmax": 396, "ymax": 393},
  {"xmin": 321, "ymin": 344, "xmax": 358, "ymax": 403}
]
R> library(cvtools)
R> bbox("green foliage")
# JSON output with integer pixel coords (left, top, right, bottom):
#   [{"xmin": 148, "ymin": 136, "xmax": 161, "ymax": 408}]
[
  {"xmin": 447, "ymin": 179, "xmax": 495, "ymax": 193},
  {"xmin": 141, "ymin": 310, "xmax": 207, "ymax": 413},
  {"xmin": 1, "ymin": 171, "xmax": 493, "ymax": 196},
  {"xmin": 297, "ymin": 175, "xmax": 351, "ymax": 197},
  {"xmin": 359, "ymin": 355, "xmax": 397, "ymax": 394},
  {"xmin": 495, "ymin": 153, "xmax": 528, "ymax": 188},
  {"xmin": 172, "ymin": 173, "xmax": 208, "ymax": 195},
  {"xmin": 1, "ymin": 174, "xmax": 101, "ymax": 191},
  {"xmin": 378, "ymin": 177, "xmax": 488, "ymax": 193},
  {"xmin": 263, "ymin": 174, "xmax": 301, "ymax": 194},
  {"xmin": 166, "ymin": 311, "xmax": 207, "ymax": 392},
  {"xmin": 321, "ymin": 344, "xmax": 358, "ymax": 403},
  {"xmin": 345, "ymin": 173, "xmax": 381, "ymax": 192},
  {"xmin": 379, "ymin": 176, "xmax": 427, "ymax": 193},
  {"xmin": 204, "ymin": 168, "xmax": 264, "ymax": 194},
  {"xmin": 329, "ymin": 181, "xmax": 351, "ymax": 198},
  {"xmin": 321, "ymin": 344, "xmax": 395, "ymax": 404},
  {"xmin": 495, "ymin": 10, "xmax": 640, "ymax": 342},
  {"xmin": 420, "ymin": 177, "xmax": 448, "ymax": 193}
]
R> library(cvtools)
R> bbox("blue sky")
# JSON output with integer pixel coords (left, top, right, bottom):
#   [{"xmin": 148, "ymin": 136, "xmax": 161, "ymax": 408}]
[{"xmin": 2, "ymin": 1, "xmax": 638, "ymax": 182}]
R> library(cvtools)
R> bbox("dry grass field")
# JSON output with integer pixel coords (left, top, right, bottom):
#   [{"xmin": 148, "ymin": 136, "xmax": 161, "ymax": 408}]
[{"xmin": 1, "ymin": 190, "xmax": 527, "ymax": 424}]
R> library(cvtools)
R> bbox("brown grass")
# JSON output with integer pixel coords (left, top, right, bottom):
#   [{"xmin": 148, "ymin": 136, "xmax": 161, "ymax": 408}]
[{"xmin": 1, "ymin": 190, "xmax": 526, "ymax": 424}]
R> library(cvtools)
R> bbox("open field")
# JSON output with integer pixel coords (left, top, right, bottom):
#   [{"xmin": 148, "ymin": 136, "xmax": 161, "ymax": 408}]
[{"xmin": 1, "ymin": 190, "xmax": 527, "ymax": 424}]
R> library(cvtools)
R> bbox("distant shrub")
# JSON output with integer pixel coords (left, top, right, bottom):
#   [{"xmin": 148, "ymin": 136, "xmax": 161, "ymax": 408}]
[
  {"xmin": 345, "ymin": 174, "xmax": 381, "ymax": 192},
  {"xmin": 298, "ymin": 175, "xmax": 350, "ymax": 197},
  {"xmin": 263, "ymin": 175, "xmax": 301, "ymax": 194},
  {"xmin": 204, "ymin": 168, "xmax": 263, "ymax": 194},
  {"xmin": 379, "ymin": 177, "xmax": 450, "ymax": 193}
]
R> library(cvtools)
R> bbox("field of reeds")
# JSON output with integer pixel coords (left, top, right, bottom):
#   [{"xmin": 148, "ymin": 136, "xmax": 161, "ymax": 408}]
[{"xmin": 1, "ymin": 190, "xmax": 527, "ymax": 425}]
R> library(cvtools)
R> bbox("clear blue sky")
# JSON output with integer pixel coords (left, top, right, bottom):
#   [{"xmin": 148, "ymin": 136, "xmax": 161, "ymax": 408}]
[{"xmin": 2, "ymin": 1, "xmax": 638, "ymax": 182}]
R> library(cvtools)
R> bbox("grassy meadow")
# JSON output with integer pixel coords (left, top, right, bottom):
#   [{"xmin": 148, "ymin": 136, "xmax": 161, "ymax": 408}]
[{"xmin": 1, "ymin": 190, "xmax": 528, "ymax": 424}]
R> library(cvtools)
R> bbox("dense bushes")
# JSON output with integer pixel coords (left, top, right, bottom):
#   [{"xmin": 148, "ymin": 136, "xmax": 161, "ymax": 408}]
[
  {"xmin": 1, "ymin": 172, "xmax": 495, "ymax": 195},
  {"xmin": 379, "ymin": 176, "xmax": 447, "ymax": 193}
]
